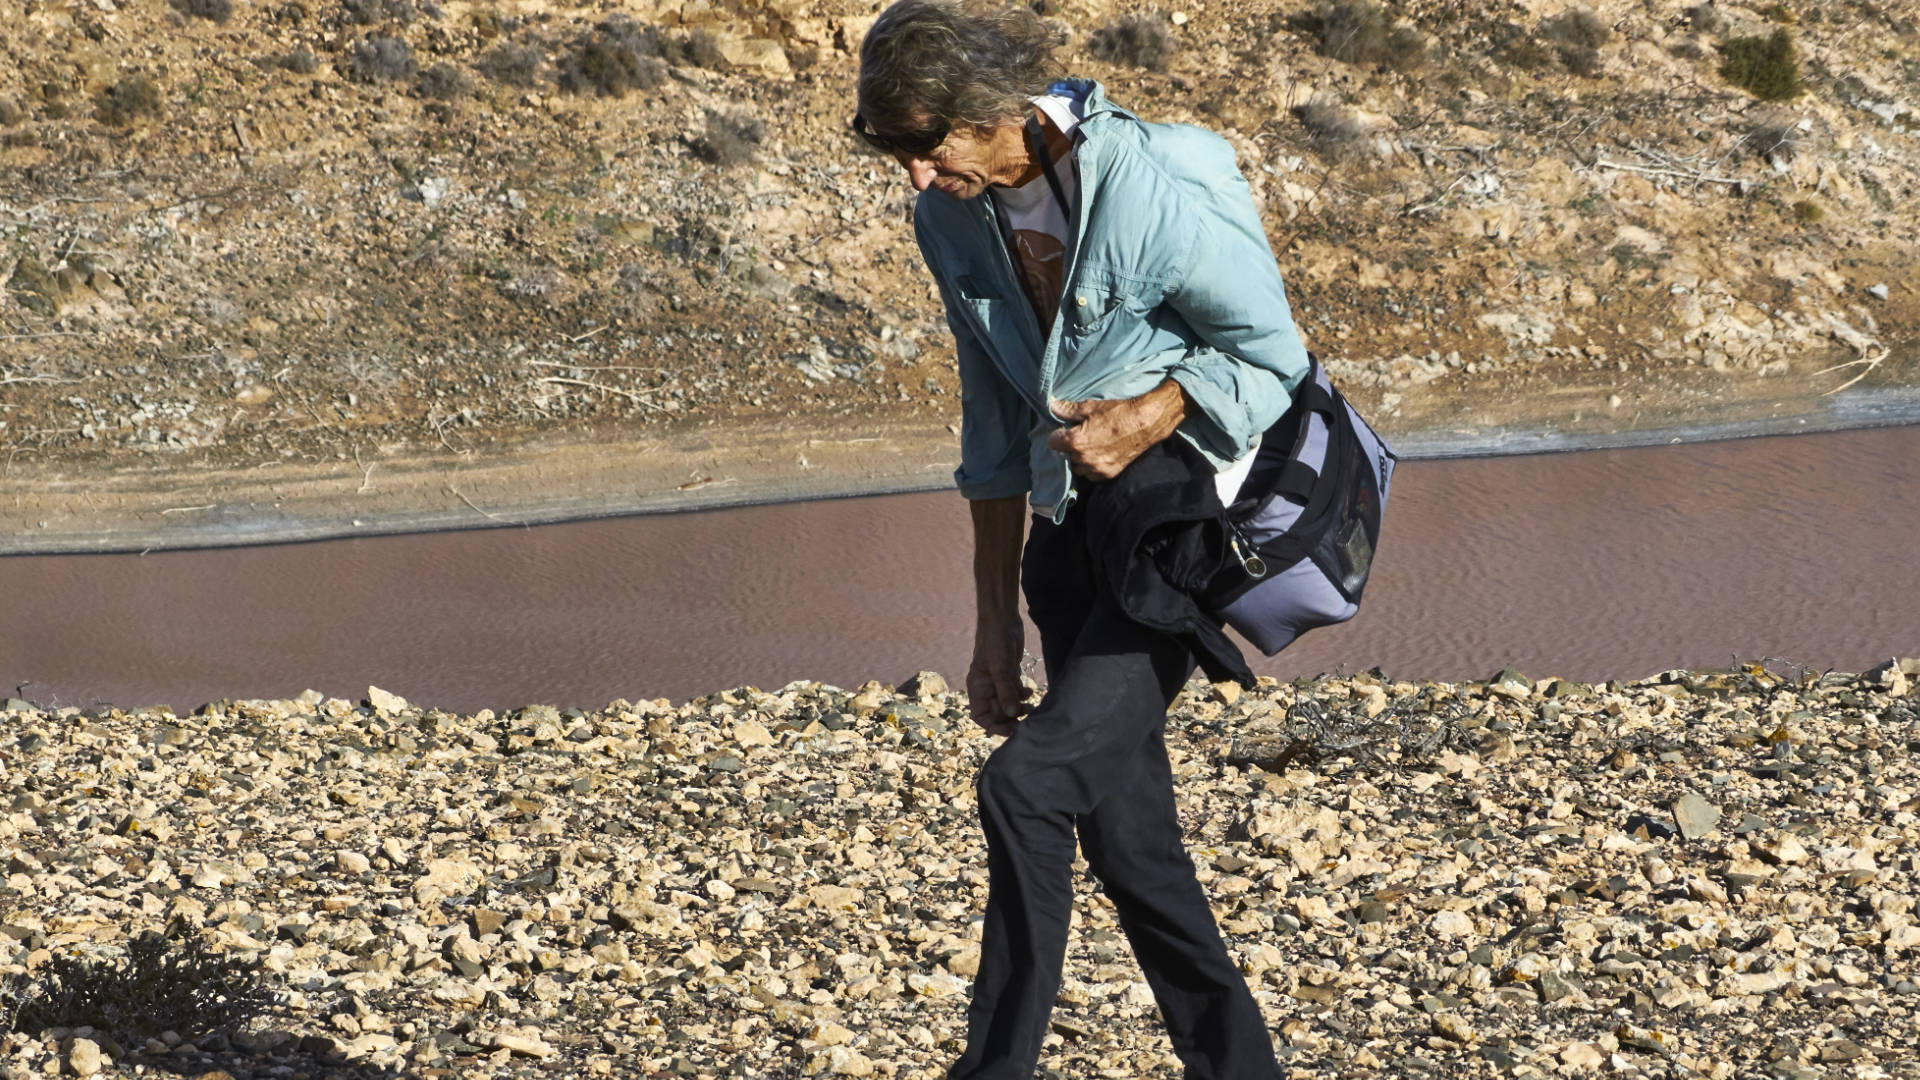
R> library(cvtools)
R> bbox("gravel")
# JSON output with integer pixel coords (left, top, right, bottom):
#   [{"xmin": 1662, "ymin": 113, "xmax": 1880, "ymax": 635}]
[{"xmin": 1, "ymin": 660, "xmax": 1916, "ymax": 1078}]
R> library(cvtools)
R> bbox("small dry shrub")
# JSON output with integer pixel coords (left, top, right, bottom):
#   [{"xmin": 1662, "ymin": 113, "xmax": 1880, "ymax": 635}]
[
  {"xmin": 1295, "ymin": 94, "xmax": 1371, "ymax": 161},
  {"xmin": 559, "ymin": 15, "xmax": 667, "ymax": 97},
  {"xmin": 1686, "ymin": 3, "xmax": 1724, "ymax": 34},
  {"xmin": 270, "ymin": 48, "xmax": 320, "ymax": 73},
  {"xmin": 96, "ymin": 75, "xmax": 162, "ymax": 127},
  {"xmin": 416, "ymin": 60, "xmax": 470, "ymax": 99},
  {"xmin": 0, "ymin": 926, "xmax": 272, "ymax": 1045},
  {"xmin": 1542, "ymin": 8, "xmax": 1608, "ymax": 76},
  {"xmin": 341, "ymin": 0, "xmax": 415, "ymax": 25},
  {"xmin": 1089, "ymin": 12, "xmax": 1178, "ymax": 72},
  {"xmin": 1761, "ymin": 3, "xmax": 1795, "ymax": 24},
  {"xmin": 1747, "ymin": 118, "xmax": 1799, "ymax": 160},
  {"xmin": 1307, "ymin": 1, "xmax": 1424, "ymax": 70},
  {"xmin": 476, "ymin": 42, "xmax": 543, "ymax": 86},
  {"xmin": 691, "ymin": 108, "xmax": 765, "ymax": 166},
  {"xmin": 1721, "ymin": 28, "xmax": 1801, "ymax": 99},
  {"xmin": 1792, "ymin": 199, "xmax": 1822, "ymax": 223},
  {"xmin": 1491, "ymin": 21, "xmax": 1553, "ymax": 70},
  {"xmin": 171, "ymin": 0, "xmax": 233, "ymax": 23},
  {"xmin": 663, "ymin": 28, "xmax": 725, "ymax": 69},
  {"xmin": 349, "ymin": 35, "xmax": 416, "ymax": 81}
]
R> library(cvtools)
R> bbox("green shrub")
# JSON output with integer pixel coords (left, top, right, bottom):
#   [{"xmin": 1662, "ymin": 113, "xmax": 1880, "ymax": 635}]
[
  {"xmin": 96, "ymin": 75, "xmax": 162, "ymax": 127},
  {"xmin": 1792, "ymin": 199, "xmax": 1823, "ymax": 223},
  {"xmin": 1720, "ymin": 29, "xmax": 1801, "ymax": 99},
  {"xmin": 1089, "ymin": 12, "xmax": 1179, "ymax": 71}
]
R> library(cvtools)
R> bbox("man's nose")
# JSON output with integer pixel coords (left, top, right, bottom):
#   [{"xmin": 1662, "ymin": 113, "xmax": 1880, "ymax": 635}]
[{"xmin": 905, "ymin": 157, "xmax": 938, "ymax": 192}]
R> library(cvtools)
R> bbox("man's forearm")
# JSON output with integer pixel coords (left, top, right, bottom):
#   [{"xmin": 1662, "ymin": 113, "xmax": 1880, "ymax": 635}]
[{"xmin": 969, "ymin": 495, "xmax": 1027, "ymax": 625}]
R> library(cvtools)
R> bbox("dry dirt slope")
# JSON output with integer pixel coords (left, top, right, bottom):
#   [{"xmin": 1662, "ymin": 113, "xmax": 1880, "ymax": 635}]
[{"xmin": 1, "ymin": 0, "xmax": 1916, "ymax": 522}]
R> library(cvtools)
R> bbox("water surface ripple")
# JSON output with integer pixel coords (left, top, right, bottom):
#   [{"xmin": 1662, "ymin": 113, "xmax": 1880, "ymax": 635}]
[{"xmin": 4, "ymin": 426, "xmax": 1915, "ymax": 712}]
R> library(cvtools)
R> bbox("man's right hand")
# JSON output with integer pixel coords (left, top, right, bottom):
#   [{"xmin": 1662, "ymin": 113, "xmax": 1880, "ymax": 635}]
[{"xmin": 968, "ymin": 613, "xmax": 1028, "ymax": 737}]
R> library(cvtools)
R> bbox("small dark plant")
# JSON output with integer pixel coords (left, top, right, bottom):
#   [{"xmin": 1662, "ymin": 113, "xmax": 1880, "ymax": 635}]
[
  {"xmin": 96, "ymin": 75, "xmax": 162, "ymax": 127},
  {"xmin": 559, "ymin": 15, "xmax": 667, "ymax": 96},
  {"xmin": 1686, "ymin": 3, "xmax": 1724, "ymax": 34},
  {"xmin": 1307, "ymin": 1, "xmax": 1424, "ymax": 70},
  {"xmin": 341, "ymin": 0, "xmax": 416, "ymax": 25},
  {"xmin": 1542, "ymin": 8, "xmax": 1609, "ymax": 76},
  {"xmin": 690, "ymin": 108, "xmax": 765, "ymax": 166},
  {"xmin": 1792, "ymin": 198, "xmax": 1823, "ymax": 224},
  {"xmin": 349, "ymin": 35, "xmax": 416, "ymax": 82},
  {"xmin": 0, "ymin": 925, "xmax": 272, "ymax": 1045},
  {"xmin": 1088, "ymin": 12, "xmax": 1178, "ymax": 72},
  {"xmin": 1492, "ymin": 21, "xmax": 1554, "ymax": 69},
  {"xmin": 663, "ymin": 28, "xmax": 725, "ymax": 69},
  {"xmin": 416, "ymin": 61, "xmax": 470, "ymax": 99},
  {"xmin": 476, "ymin": 42, "xmax": 543, "ymax": 86},
  {"xmin": 1720, "ymin": 28, "xmax": 1802, "ymax": 100},
  {"xmin": 1295, "ymin": 94, "xmax": 1371, "ymax": 161},
  {"xmin": 171, "ymin": 0, "xmax": 234, "ymax": 23},
  {"xmin": 270, "ymin": 48, "xmax": 320, "ymax": 73},
  {"xmin": 1761, "ymin": 3, "xmax": 1795, "ymax": 24},
  {"xmin": 1748, "ymin": 118, "xmax": 1799, "ymax": 160}
]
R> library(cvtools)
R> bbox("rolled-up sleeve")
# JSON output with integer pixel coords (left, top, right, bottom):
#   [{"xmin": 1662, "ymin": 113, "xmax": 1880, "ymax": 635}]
[
  {"xmin": 1164, "ymin": 193, "xmax": 1312, "ymax": 460},
  {"xmin": 915, "ymin": 214, "xmax": 1033, "ymax": 501}
]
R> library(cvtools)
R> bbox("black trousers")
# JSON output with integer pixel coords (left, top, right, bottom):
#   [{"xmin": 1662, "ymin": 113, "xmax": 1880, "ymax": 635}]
[{"xmin": 948, "ymin": 511, "xmax": 1277, "ymax": 1080}]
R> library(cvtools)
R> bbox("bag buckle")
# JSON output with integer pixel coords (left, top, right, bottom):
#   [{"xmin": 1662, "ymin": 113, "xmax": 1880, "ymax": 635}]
[{"xmin": 1230, "ymin": 529, "xmax": 1268, "ymax": 579}]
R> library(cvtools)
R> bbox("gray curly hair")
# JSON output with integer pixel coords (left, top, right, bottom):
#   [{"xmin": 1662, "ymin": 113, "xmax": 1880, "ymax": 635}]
[{"xmin": 857, "ymin": 0, "xmax": 1067, "ymax": 137}]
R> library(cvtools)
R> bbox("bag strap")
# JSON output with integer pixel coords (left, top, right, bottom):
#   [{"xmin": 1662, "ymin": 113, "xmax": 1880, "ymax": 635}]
[
  {"xmin": 1024, "ymin": 114, "xmax": 1073, "ymax": 218},
  {"xmin": 1270, "ymin": 358, "xmax": 1337, "ymax": 502}
]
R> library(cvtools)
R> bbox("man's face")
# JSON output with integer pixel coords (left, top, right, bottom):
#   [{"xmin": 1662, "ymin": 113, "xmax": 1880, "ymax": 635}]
[{"xmin": 889, "ymin": 122, "xmax": 1025, "ymax": 200}]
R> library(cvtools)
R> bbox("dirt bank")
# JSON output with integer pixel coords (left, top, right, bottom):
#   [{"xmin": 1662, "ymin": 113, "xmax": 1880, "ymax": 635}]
[{"xmin": 3, "ymin": 0, "xmax": 1917, "ymax": 549}]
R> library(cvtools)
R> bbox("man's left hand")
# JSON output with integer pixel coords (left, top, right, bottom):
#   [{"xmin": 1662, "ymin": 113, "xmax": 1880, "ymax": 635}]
[{"xmin": 1048, "ymin": 380, "xmax": 1190, "ymax": 481}]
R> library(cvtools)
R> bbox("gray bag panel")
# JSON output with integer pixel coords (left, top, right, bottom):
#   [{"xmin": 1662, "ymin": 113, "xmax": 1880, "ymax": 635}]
[{"xmin": 1219, "ymin": 556, "xmax": 1358, "ymax": 656}]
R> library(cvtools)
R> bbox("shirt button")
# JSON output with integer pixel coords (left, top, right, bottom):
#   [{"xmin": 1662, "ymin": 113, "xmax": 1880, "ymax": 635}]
[{"xmin": 1076, "ymin": 295, "xmax": 1087, "ymax": 307}]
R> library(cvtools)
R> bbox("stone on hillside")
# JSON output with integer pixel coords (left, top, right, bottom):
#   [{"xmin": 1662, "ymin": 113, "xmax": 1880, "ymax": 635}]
[
  {"xmin": 1671, "ymin": 792, "xmax": 1721, "ymax": 840},
  {"xmin": 65, "ymin": 1038, "xmax": 103, "ymax": 1077},
  {"xmin": 896, "ymin": 671, "xmax": 947, "ymax": 699},
  {"xmin": 366, "ymin": 686, "xmax": 407, "ymax": 715}
]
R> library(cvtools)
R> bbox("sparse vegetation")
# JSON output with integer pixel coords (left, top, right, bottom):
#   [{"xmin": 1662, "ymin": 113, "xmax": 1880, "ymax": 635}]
[
  {"xmin": 0, "ymin": 96, "xmax": 23, "ymax": 126},
  {"xmin": 1542, "ymin": 8, "xmax": 1609, "ymax": 77},
  {"xmin": 171, "ymin": 0, "xmax": 233, "ymax": 23},
  {"xmin": 341, "ymin": 0, "xmax": 415, "ymax": 26},
  {"xmin": 269, "ymin": 48, "xmax": 320, "ymax": 74},
  {"xmin": 1304, "ymin": 1, "xmax": 1424, "ymax": 71},
  {"xmin": 664, "ymin": 28, "xmax": 726, "ymax": 69},
  {"xmin": 1721, "ymin": 28, "xmax": 1803, "ymax": 100},
  {"xmin": 416, "ymin": 61, "xmax": 471, "ymax": 100},
  {"xmin": 0, "ymin": 925, "xmax": 272, "ymax": 1046},
  {"xmin": 1792, "ymin": 198, "xmax": 1824, "ymax": 223},
  {"xmin": 1490, "ymin": 22, "xmax": 1554, "ymax": 71},
  {"xmin": 559, "ymin": 15, "xmax": 668, "ymax": 97},
  {"xmin": 476, "ymin": 42, "xmax": 543, "ymax": 87},
  {"xmin": 1762, "ymin": 3, "xmax": 1796, "ymax": 24},
  {"xmin": 349, "ymin": 35, "xmax": 416, "ymax": 82},
  {"xmin": 1088, "ymin": 12, "xmax": 1179, "ymax": 72},
  {"xmin": 691, "ymin": 108, "xmax": 766, "ymax": 166},
  {"xmin": 95, "ymin": 75, "xmax": 162, "ymax": 127},
  {"xmin": 1748, "ymin": 118, "xmax": 1800, "ymax": 160},
  {"xmin": 1686, "ymin": 3, "xmax": 1725, "ymax": 34},
  {"xmin": 1295, "ymin": 94, "xmax": 1372, "ymax": 161}
]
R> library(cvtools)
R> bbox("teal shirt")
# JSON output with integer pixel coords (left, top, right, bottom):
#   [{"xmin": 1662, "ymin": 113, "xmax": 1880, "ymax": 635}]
[{"xmin": 913, "ymin": 80, "xmax": 1311, "ymax": 521}]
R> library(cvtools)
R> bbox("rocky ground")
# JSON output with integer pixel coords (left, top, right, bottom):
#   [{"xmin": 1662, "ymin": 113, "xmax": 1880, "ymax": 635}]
[
  {"xmin": 3, "ymin": 0, "xmax": 1917, "ymax": 516},
  {"xmin": 1, "ymin": 661, "xmax": 1917, "ymax": 1078}
]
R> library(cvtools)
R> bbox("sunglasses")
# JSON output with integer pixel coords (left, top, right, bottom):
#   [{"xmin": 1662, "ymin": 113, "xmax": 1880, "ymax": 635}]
[{"xmin": 850, "ymin": 112, "xmax": 950, "ymax": 157}]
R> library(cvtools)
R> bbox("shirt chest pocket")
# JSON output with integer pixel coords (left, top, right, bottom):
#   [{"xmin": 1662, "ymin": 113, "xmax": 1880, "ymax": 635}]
[{"xmin": 1061, "ymin": 283, "xmax": 1146, "ymax": 340}]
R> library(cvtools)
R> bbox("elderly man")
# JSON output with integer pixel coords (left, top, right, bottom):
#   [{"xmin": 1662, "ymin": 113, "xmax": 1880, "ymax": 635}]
[{"xmin": 856, "ymin": 2, "xmax": 1310, "ymax": 1076}]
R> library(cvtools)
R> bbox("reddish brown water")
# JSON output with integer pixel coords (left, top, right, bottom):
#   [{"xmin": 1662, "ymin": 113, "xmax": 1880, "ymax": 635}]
[{"xmin": 3, "ymin": 426, "xmax": 1916, "ymax": 713}]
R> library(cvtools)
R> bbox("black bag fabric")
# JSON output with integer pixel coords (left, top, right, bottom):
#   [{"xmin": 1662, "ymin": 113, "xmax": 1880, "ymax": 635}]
[
  {"xmin": 1075, "ymin": 356, "xmax": 1394, "ymax": 685},
  {"xmin": 1204, "ymin": 356, "xmax": 1397, "ymax": 655}
]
